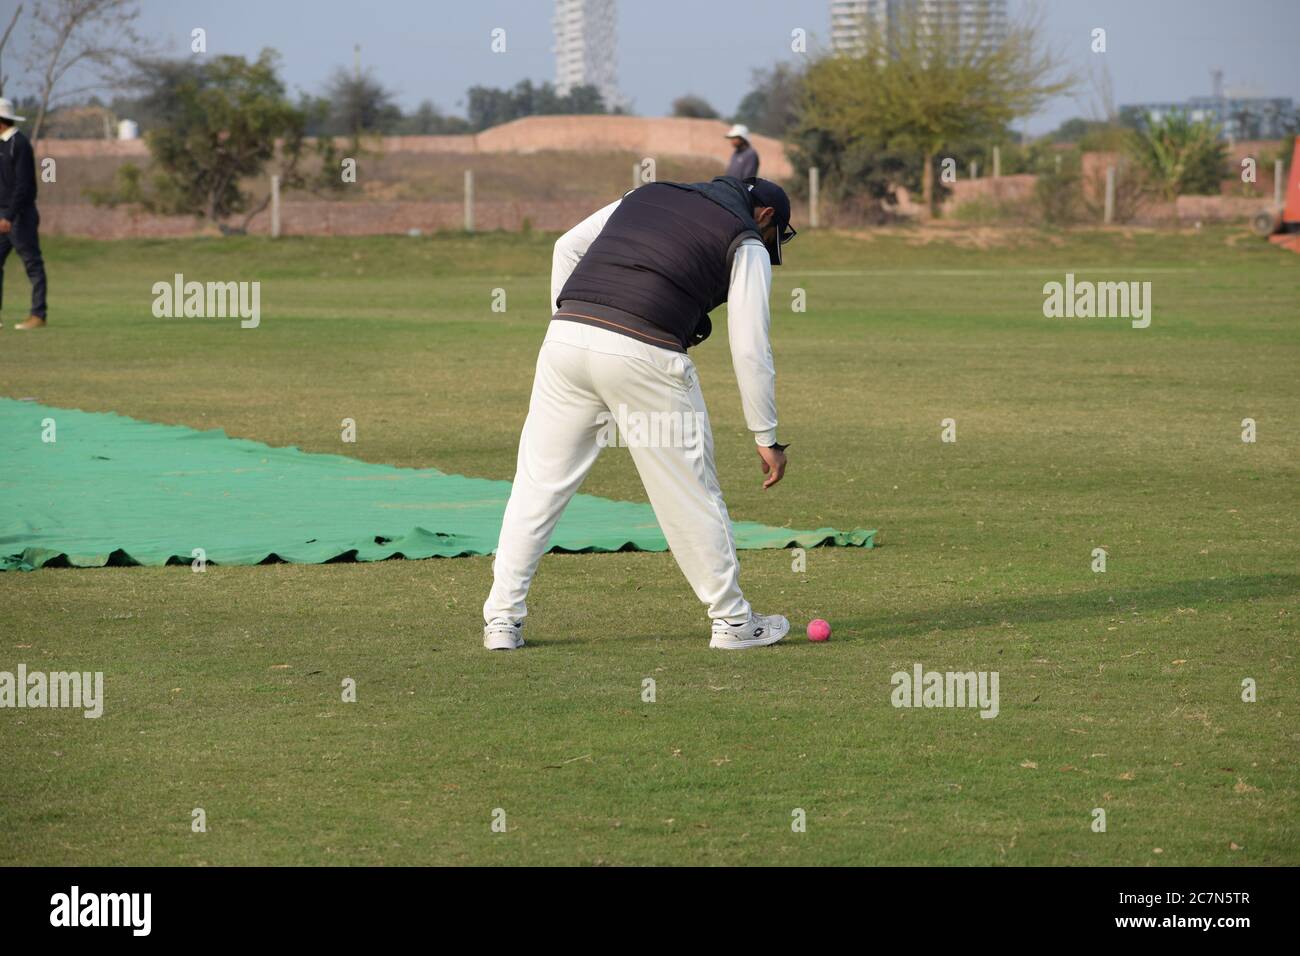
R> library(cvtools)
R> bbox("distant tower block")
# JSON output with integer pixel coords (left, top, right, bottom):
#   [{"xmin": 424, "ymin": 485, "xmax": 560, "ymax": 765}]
[
  {"xmin": 831, "ymin": 0, "xmax": 1009, "ymax": 56},
  {"xmin": 553, "ymin": 0, "xmax": 623, "ymax": 111}
]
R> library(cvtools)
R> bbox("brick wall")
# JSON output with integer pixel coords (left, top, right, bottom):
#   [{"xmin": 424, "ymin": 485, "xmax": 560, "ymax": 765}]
[
  {"xmin": 1081, "ymin": 147, "xmax": 1287, "ymax": 205},
  {"xmin": 1172, "ymin": 195, "xmax": 1269, "ymax": 222},
  {"xmin": 41, "ymin": 199, "xmax": 612, "ymax": 239},
  {"xmin": 943, "ymin": 174, "xmax": 1037, "ymax": 211},
  {"xmin": 37, "ymin": 139, "xmax": 149, "ymax": 159},
  {"xmin": 42, "ymin": 188, "xmax": 1265, "ymax": 239}
]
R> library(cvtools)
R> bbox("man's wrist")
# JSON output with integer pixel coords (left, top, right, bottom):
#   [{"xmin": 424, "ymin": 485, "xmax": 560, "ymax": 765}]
[{"xmin": 754, "ymin": 430, "xmax": 783, "ymax": 448}]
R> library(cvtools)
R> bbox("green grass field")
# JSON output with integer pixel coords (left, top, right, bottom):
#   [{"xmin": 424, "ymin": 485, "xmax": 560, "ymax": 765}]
[{"xmin": 1, "ymin": 224, "xmax": 1297, "ymax": 865}]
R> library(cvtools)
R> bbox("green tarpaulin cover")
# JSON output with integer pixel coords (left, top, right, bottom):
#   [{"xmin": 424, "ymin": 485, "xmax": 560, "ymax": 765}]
[{"xmin": 0, "ymin": 399, "xmax": 874, "ymax": 571}]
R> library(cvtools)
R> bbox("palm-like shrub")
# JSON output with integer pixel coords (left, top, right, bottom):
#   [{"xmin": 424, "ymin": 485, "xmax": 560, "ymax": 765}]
[{"xmin": 1126, "ymin": 111, "xmax": 1227, "ymax": 200}]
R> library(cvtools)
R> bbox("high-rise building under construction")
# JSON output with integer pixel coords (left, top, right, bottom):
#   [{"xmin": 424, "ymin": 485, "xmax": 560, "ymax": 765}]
[{"xmin": 553, "ymin": 0, "xmax": 622, "ymax": 111}]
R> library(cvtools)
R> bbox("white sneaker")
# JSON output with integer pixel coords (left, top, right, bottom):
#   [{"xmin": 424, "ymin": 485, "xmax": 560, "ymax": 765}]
[
  {"xmin": 483, "ymin": 618, "xmax": 524, "ymax": 651},
  {"xmin": 709, "ymin": 613, "xmax": 789, "ymax": 649}
]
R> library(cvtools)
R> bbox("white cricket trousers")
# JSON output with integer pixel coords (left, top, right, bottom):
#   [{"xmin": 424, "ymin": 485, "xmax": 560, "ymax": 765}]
[{"xmin": 483, "ymin": 319, "xmax": 752, "ymax": 625}]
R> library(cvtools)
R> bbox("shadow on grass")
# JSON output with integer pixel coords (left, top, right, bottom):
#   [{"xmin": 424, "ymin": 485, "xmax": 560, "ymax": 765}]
[
  {"xmin": 474, "ymin": 573, "xmax": 1300, "ymax": 648},
  {"xmin": 846, "ymin": 573, "xmax": 1300, "ymax": 641}
]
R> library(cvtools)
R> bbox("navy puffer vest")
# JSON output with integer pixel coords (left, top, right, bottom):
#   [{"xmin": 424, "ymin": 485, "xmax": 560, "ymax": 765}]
[{"xmin": 556, "ymin": 177, "xmax": 761, "ymax": 350}]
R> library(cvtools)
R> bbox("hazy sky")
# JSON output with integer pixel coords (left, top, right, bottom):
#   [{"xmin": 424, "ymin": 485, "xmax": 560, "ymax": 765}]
[{"xmin": 5, "ymin": 0, "xmax": 1298, "ymax": 135}]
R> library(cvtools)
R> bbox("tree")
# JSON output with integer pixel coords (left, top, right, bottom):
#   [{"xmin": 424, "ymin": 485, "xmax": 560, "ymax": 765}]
[
  {"xmin": 1230, "ymin": 106, "xmax": 1262, "ymax": 142},
  {"xmin": 1126, "ymin": 110, "xmax": 1227, "ymax": 200},
  {"xmin": 797, "ymin": 3, "xmax": 1073, "ymax": 215},
  {"xmin": 109, "ymin": 56, "xmax": 205, "ymax": 132},
  {"xmin": 671, "ymin": 94, "xmax": 718, "ymax": 119},
  {"xmin": 465, "ymin": 79, "xmax": 605, "ymax": 131},
  {"xmin": 732, "ymin": 63, "xmax": 803, "ymax": 138},
  {"xmin": 322, "ymin": 67, "xmax": 402, "ymax": 138},
  {"xmin": 1033, "ymin": 154, "xmax": 1083, "ymax": 225},
  {"xmin": 562, "ymin": 85, "xmax": 606, "ymax": 115},
  {"xmin": 92, "ymin": 51, "xmax": 342, "ymax": 233},
  {"xmin": 786, "ymin": 122, "xmax": 913, "ymax": 222},
  {"xmin": 1044, "ymin": 117, "xmax": 1118, "ymax": 145},
  {"xmin": 24, "ymin": 0, "xmax": 150, "ymax": 143},
  {"xmin": 396, "ymin": 99, "xmax": 470, "ymax": 135}
]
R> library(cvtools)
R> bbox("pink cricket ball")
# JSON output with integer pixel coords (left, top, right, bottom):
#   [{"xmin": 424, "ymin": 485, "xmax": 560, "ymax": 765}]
[{"xmin": 806, "ymin": 618, "xmax": 831, "ymax": 642}]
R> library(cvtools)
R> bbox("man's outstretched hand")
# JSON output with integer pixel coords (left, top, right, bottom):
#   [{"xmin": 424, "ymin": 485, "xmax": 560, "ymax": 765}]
[{"xmin": 757, "ymin": 444, "xmax": 787, "ymax": 489}]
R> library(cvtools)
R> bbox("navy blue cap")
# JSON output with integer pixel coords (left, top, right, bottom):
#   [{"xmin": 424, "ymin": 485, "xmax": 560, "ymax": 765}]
[{"xmin": 744, "ymin": 178, "xmax": 796, "ymax": 265}]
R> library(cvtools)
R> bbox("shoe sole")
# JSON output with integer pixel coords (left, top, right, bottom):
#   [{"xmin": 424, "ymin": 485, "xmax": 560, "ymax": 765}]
[
  {"xmin": 709, "ymin": 620, "xmax": 789, "ymax": 650},
  {"xmin": 483, "ymin": 632, "xmax": 524, "ymax": 651}
]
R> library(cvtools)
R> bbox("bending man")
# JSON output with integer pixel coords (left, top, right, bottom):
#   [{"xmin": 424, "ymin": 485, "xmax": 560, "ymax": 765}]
[{"xmin": 482, "ymin": 175, "xmax": 797, "ymax": 651}]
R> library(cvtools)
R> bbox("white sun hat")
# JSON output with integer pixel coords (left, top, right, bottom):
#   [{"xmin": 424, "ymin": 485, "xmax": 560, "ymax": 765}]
[
  {"xmin": 724, "ymin": 123, "xmax": 750, "ymax": 139},
  {"xmin": 0, "ymin": 98, "xmax": 26, "ymax": 123}
]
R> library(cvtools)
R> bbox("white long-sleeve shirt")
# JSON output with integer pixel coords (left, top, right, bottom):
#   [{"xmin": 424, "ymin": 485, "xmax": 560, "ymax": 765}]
[{"xmin": 550, "ymin": 198, "xmax": 779, "ymax": 446}]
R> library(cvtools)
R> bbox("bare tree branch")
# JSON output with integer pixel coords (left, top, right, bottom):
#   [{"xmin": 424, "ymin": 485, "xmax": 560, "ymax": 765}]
[
  {"xmin": 0, "ymin": 5, "xmax": 23, "ymax": 98},
  {"xmin": 25, "ymin": 0, "xmax": 152, "ymax": 143}
]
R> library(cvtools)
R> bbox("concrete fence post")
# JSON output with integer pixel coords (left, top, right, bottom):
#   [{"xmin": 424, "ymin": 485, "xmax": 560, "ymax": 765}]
[
  {"xmin": 970, "ymin": 161, "xmax": 978, "ymax": 180},
  {"xmin": 1276, "ymin": 159, "xmax": 1285, "ymax": 208},
  {"xmin": 464, "ymin": 169, "xmax": 475, "ymax": 233},
  {"xmin": 270, "ymin": 174, "xmax": 281, "ymax": 239},
  {"xmin": 1104, "ymin": 166, "xmax": 1116, "ymax": 224},
  {"xmin": 809, "ymin": 166, "xmax": 820, "ymax": 229},
  {"xmin": 992, "ymin": 145, "xmax": 1001, "ymax": 179}
]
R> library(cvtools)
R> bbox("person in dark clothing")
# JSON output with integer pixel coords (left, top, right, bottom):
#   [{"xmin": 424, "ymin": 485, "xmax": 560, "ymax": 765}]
[
  {"xmin": 724, "ymin": 123, "xmax": 760, "ymax": 180},
  {"xmin": 0, "ymin": 97, "xmax": 47, "ymax": 331},
  {"xmin": 480, "ymin": 176, "xmax": 799, "ymax": 652}
]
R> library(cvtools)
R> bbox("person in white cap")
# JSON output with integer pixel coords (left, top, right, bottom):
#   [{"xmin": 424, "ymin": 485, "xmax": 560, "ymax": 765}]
[
  {"xmin": 0, "ymin": 97, "xmax": 46, "ymax": 331},
  {"xmin": 724, "ymin": 123, "xmax": 759, "ymax": 180}
]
